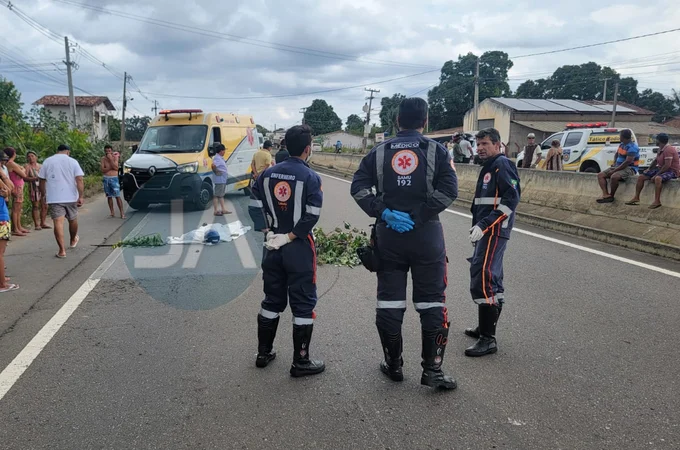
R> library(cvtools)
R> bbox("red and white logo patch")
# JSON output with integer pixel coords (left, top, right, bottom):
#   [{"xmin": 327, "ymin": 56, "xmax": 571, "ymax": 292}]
[
  {"xmin": 483, "ymin": 173, "xmax": 492, "ymax": 184},
  {"xmin": 274, "ymin": 181, "xmax": 291, "ymax": 202},
  {"xmin": 391, "ymin": 150, "xmax": 418, "ymax": 176}
]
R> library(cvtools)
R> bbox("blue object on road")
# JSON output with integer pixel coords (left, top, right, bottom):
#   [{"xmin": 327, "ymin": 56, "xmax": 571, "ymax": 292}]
[{"xmin": 204, "ymin": 229, "xmax": 221, "ymax": 244}]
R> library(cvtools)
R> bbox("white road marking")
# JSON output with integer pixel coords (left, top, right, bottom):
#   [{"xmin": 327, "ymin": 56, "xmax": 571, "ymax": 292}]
[
  {"xmin": 0, "ymin": 211, "xmax": 152, "ymax": 402},
  {"xmin": 320, "ymin": 172, "xmax": 680, "ymax": 279}
]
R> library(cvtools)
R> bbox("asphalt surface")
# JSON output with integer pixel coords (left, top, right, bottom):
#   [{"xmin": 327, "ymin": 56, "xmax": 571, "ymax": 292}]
[{"xmin": 1, "ymin": 173, "xmax": 679, "ymax": 450}]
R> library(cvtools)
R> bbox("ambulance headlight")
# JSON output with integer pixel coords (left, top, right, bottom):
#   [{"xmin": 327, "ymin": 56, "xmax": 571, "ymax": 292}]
[
  {"xmin": 177, "ymin": 162, "xmax": 198, "ymax": 174},
  {"xmin": 123, "ymin": 163, "xmax": 131, "ymax": 174}
]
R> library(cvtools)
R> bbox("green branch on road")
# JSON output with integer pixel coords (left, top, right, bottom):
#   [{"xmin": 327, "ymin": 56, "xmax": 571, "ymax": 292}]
[{"xmin": 314, "ymin": 223, "xmax": 369, "ymax": 267}]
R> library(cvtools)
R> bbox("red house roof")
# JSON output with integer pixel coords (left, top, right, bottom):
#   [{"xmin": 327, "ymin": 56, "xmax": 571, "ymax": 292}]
[{"xmin": 33, "ymin": 95, "xmax": 115, "ymax": 111}]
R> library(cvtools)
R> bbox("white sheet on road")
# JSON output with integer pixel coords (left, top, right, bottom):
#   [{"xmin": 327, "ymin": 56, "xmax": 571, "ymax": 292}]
[{"xmin": 167, "ymin": 221, "xmax": 251, "ymax": 245}]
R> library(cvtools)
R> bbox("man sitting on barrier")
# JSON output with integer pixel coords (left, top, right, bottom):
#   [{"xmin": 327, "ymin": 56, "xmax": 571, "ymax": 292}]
[{"xmin": 625, "ymin": 133, "xmax": 679, "ymax": 209}]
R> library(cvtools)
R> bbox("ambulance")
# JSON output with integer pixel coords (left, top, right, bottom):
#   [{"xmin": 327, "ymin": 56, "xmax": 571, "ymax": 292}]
[
  {"xmin": 121, "ymin": 109, "xmax": 262, "ymax": 210},
  {"xmin": 516, "ymin": 122, "xmax": 656, "ymax": 173}
]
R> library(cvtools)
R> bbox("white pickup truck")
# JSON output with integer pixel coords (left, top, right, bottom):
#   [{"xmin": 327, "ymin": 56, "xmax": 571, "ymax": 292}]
[{"xmin": 516, "ymin": 123, "xmax": 656, "ymax": 173}]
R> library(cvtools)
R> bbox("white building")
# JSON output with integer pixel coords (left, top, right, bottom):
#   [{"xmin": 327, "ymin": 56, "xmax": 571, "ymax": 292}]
[
  {"xmin": 317, "ymin": 131, "xmax": 373, "ymax": 150},
  {"xmin": 34, "ymin": 95, "xmax": 116, "ymax": 141}
]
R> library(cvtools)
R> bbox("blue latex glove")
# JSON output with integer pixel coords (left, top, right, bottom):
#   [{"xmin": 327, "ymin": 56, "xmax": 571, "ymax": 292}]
[{"xmin": 381, "ymin": 209, "xmax": 415, "ymax": 233}]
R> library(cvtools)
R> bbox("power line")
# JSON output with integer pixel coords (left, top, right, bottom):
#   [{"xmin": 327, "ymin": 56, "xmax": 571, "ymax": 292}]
[
  {"xmin": 50, "ymin": 0, "xmax": 438, "ymax": 70},
  {"xmin": 511, "ymin": 28, "xmax": 680, "ymax": 59}
]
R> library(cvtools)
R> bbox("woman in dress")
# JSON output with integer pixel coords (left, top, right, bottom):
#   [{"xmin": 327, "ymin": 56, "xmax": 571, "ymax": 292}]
[{"xmin": 544, "ymin": 139, "xmax": 564, "ymax": 171}]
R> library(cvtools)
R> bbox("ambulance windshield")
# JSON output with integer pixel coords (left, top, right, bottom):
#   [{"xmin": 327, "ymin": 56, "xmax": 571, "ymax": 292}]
[{"xmin": 138, "ymin": 125, "xmax": 208, "ymax": 153}]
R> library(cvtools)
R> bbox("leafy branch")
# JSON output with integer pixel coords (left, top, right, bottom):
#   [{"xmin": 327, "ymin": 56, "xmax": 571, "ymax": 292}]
[{"xmin": 314, "ymin": 222, "xmax": 369, "ymax": 267}]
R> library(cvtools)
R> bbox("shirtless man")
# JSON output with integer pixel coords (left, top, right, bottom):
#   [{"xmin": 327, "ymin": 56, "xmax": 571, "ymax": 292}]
[{"xmin": 101, "ymin": 145, "xmax": 125, "ymax": 219}]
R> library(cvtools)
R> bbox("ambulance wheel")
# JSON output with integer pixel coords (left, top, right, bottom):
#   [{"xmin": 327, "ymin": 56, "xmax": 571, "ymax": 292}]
[{"xmin": 194, "ymin": 182, "xmax": 213, "ymax": 210}]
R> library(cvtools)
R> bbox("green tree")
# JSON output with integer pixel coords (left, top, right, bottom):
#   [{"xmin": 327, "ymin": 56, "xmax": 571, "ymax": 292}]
[
  {"xmin": 0, "ymin": 77, "xmax": 27, "ymax": 148},
  {"xmin": 428, "ymin": 51, "xmax": 513, "ymax": 130},
  {"xmin": 256, "ymin": 124, "xmax": 270, "ymax": 135},
  {"xmin": 345, "ymin": 114, "xmax": 364, "ymax": 135},
  {"xmin": 303, "ymin": 99, "xmax": 342, "ymax": 135},
  {"xmin": 124, "ymin": 116, "xmax": 151, "ymax": 141},
  {"xmin": 379, "ymin": 93, "xmax": 405, "ymax": 136},
  {"xmin": 636, "ymin": 89, "xmax": 678, "ymax": 123},
  {"xmin": 108, "ymin": 116, "xmax": 121, "ymax": 141}
]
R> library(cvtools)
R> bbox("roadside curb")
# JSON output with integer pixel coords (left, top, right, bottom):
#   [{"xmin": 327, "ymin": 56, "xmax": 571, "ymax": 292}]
[{"xmin": 311, "ymin": 163, "xmax": 680, "ymax": 262}]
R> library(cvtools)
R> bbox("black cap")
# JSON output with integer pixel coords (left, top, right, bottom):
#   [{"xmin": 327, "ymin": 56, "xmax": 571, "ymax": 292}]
[
  {"xmin": 0, "ymin": 153, "xmax": 8, "ymax": 161},
  {"xmin": 263, "ymin": 140, "xmax": 272, "ymax": 149},
  {"xmin": 58, "ymin": 144, "xmax": 71, "ymax": 151}
]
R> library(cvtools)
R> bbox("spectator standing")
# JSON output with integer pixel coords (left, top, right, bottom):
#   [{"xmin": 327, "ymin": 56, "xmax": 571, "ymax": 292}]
[
  {"xmin": 597, "ymin": 129, "xmax": 640, "ymax": 203},
  {"xmin": 544, "ymin": 140, "xmax": 564, "ymax": 171},
  {"xmin": 100, "ymin": 144, "xmax": 125, "ymax": 219},
  {"xmin": 38, "ymin": 144, "xmax": 85, "ymax": 259},
  {"xmin": 24, "ymin": 150, "xmax": 50, "ymax": 230},
  {"xmin": 4, "ymin": 147, "xmax": 36, "ymax": 236},
  {"xmin": 521, "ymin": 133, "xmax": 542, "ymax": 168},
  {"xmin": 0, "ymin": 172, "xmax": 17, "ymax": 292},
  {"xmin": 251, "ymin": 140, "xmax": 274, "ymax": 180},
  {"xmin": 626, "ymin": 133, "xmax": 679, "ymax": 209},
  {"xmin": 459, "ymin": 134, "xmax": 473, "ymax": 163},
  {"xmin": 275, "ymin": 139, "xmax": 290, "ymax": 164},
  {"xmin": 211, "ymin": 144, "xmax": 230, "ymax": 216},
  {"xmin": 452, "ymin": 134, "xmax": 466, "ymax": 163}
]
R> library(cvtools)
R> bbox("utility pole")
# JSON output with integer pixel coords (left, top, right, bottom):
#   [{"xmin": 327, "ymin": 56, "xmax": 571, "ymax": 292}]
[
  {"xmin": 151, "ymin": 100, "xmax": 159, "ymax": 116},
  {"xmin": 602, "ymin": 78, "xmax": 611, "ymax": 102},
  {"xmin": 121, "ymin": 72, "xmax": 128, "ymax": 152},
  {"xmin": 299, "ymin": 107, "xmax": 307, "ymax": 125},
  {"xmin": 363, "ymin": 88, "xmax": 380, "ymax": 151},
  {"xmin": 63, "ymin": 36, "xmax": 77, "ymax": 127},
  {"xmin": 610, "ymin": 82, "xmax": 619, "ymax": 127},
  {"xmin": 473, "ymin": 57, "xmax": 480, "ymax": 131}
]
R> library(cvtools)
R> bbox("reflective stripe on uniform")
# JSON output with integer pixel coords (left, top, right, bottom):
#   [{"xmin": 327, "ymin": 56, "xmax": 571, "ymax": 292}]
[
  {"xmin": 293, "ymin": 180, "xmax": 304, "ymax": 226},
  {"xmin": 497, "ymin": 203, "xmax": 513, "ymax": 217},
  {"xmin": 260, "ymin": 308, "xmax": 280, "ymax": 319},
  {"xmin": 432, "ymin": 190, "xmax": 455, "ymax": 207},
  {"xmin": 375, "ymin": 143, "xmax": 386, "ymax": 193},
  {"xmin": 377, "ymin": 300, "xmax": 407, "ymax": 309},
  {"xmin": 262, "ymin": 177, "xmax": 278, "ymax": 228},
  {"xmin": 293, "ymin": 316, "xmax": 314, "ymax": 325},
  {"xmin": 249, "ymin": 199, "xmax": 263, "ymax": 208},
  {"xmin": 426, "ymin": 141, "xmax": 437, "ymax": 196},
  {"xmin": 306, "ymin": 205, "xmax": 321, "ymax": 215},
  {"xmin": 352, "ymin": 188, "xmax": 372, "ymax": 201},
  {"xmin": 472, "ymin": 293, "xmax": 504, "ymax": 305},
  {"xmin": 414, "ymin": 302, "xmax": 446, "ymax": 310},
  {"xmin": 474, "ymin": 197, "xmax": 497, "ymax": 205}
]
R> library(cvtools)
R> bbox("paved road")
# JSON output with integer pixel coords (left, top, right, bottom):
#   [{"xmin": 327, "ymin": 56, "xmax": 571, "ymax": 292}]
[{"xmin": 1, "ymin": 173, "xmax": 679, "ymax": 450}]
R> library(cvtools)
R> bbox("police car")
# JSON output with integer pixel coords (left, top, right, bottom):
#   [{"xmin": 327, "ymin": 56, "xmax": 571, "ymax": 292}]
[{"xmin": 516, "ymin": 122, "xmax": 655, "ymax": 173}]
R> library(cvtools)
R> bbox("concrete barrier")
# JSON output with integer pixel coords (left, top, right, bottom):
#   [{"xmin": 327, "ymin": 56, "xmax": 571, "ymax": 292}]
[{"xmin": 311, "ymin": 152, "xmax": 680, "ymax": 260}]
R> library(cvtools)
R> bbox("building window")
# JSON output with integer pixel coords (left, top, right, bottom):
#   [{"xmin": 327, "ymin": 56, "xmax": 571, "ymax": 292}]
[{"xmin": 478, "ymin": 119, "xmax": 495, "ymax": 129}]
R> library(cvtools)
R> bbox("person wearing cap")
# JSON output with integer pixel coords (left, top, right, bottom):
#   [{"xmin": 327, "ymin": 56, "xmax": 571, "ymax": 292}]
[
  {"xmin": 521, "ymin": 133, "xmax": 542, "ymax": 169},
  {"xmin": 38, "ymin": 144, "xmax": 85, "ymax": 259},
  {"xmin": 24, "ymin": 150, "xmax": 51, "ymax": 230},
  {"xmin": 211, "ymin": 143, "xmax": 231, "ymax": 216},
  {"xmin": 275, "ymin": 138, "xmax": 289, "ymax": 164},
  {"xmin": 252, "ymin": 141, "xmax": 274, "ymax": 180},
  {"xmin": 626, "ymin": 133, "xmax": 679, "ymax": 209}
]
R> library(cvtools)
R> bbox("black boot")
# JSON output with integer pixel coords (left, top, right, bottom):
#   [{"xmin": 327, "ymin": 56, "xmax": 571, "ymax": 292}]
[
  {"xmin": 377, "ymin": 328, "xmax": 404, "ymax": 382},
  {"xmin": 420, "ymin": 325, "xmax": 457, "ymax": 390},
  {"xmin": 256, "ymin": 314, "xmax": 279, "ymax": 368},
  {"xmin": 465, "ymin": 304, "xmax": 499, "ymax": 357},
  {"xmin": 290, "ymin": 324, "xmax": 325, "ymax": 377},
  {"xmin": 464, "ymin": 303, "xmax": 502, "ymax": 338}
]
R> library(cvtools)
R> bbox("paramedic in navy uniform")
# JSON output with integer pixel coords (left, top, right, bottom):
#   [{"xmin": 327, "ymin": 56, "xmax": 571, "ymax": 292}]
[
  {"xmin": 464, "ymin": 128, "xmax": 521, "ymax": 357},
  {"xmin": 249, "ymin": 125, "xmax": 325, "ymax": 378},
  {"xmin": 350, "ymin": 97, "xmax": 459, "ymax": 390}
]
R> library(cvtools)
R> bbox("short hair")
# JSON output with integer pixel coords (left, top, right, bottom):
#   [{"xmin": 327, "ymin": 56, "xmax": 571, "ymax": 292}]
[
  {"xmin": 620, "ymin": 129, "xmax": 632, "ymax": 140},
  {"xmin": 58, "ymin": 144, "xmax": 70, "ymax": 151},
  {"xmin": 279, "ymin": 138, "xmax": 286, "ymax": 148},
  {"xmin": 285, "ymin": 125, "xmax": 312, "ymax": 157},
  {"xmin": 215, "ymin": 143, "xmax": 226, "ymax": 152},
  {"xmin": 551, "ymin": 139, "xmax": 561, "ymax": 147},
  {"xmin": 475, "ymin": 128, "xmax": 501, "ymax": 144},
  {"xmin": 398, "ymin": 97, "xmax": 428, "ymax": 130},
  {"xmin": 657, "ymin": 133, "xmax": 669, "ymax": 144},
  {"xmin": 263, "ymin": 140, "xmax": 272, "ymax": 149},
  {"xmin": 104, "ymin": 144, "xmax": 113, "ymax": 150},
  {"xmin": 3, "ymin": 147, "xmax": 15, "ymax": 158}
]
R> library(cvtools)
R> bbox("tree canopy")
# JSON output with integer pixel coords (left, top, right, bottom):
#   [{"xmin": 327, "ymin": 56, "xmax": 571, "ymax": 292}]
[
  {"xmin": 303, "ymin": 99, "xmax": 342, "ymax": 135},
  {"xmin": 379, "ymin": 93, "xmax": 405, "ymax": 136},
  {"xmin": 345, "ymin": 114, "xmax": 364, "ymax": 135}
]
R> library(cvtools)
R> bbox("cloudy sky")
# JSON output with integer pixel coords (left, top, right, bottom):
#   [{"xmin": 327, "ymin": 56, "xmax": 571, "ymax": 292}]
[{"xmin": 1, "ymin": 0, "xmax": 679, "ymax": 131}]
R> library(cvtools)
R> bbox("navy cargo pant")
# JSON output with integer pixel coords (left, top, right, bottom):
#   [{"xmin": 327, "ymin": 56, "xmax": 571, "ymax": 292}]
[
  {"xmin": 260, "ymin": 236, "xmax": 318, "ymax": 325},
  {"xmin": 469, "ymin": 233, "xmax": 507, "ymax": 306},
  {"xmin": 375, "ymin": 220, "xmax": 448, "ymax": 333}
]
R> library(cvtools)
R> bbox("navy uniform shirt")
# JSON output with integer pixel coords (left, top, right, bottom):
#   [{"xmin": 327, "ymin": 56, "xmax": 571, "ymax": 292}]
[
  {"xmin": 249, "ymin": 157, "xmax": 322, "ymax": 238},
  {"xmin": 471, "ymin": 154, "xmax": 521, "ymax": 239},
  {"xmin": 350, "ymin": 130, "xmax": 458, "ymax": 227}
]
